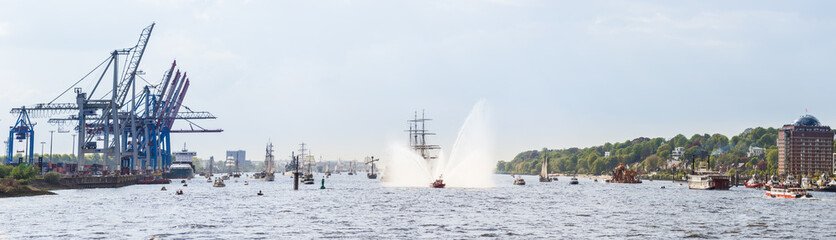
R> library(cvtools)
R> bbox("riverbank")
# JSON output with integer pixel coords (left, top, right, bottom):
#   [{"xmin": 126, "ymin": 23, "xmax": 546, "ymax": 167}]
[{"xmin": 0, "ymin": 179, "xmax": 56, "ymax": 198}]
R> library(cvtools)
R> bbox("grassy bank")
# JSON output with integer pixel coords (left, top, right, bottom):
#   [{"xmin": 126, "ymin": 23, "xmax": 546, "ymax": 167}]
[{"xmin": 0, "ymin": 178, "xmax": 55, "ymax": 198}]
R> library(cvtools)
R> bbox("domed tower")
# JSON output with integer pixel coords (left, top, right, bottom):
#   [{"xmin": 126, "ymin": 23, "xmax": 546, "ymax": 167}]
[{"xmin": 777, "ymin": 114, "xmax": 834, "ymax": 175}]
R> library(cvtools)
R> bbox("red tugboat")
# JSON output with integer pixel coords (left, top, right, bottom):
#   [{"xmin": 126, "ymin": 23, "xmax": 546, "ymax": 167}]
[
  {"xmin": 744, "ymin": 174, "xmax": 763, "ymax": 188},
  {"xmin": 431, "ymin": 175, "xmax": 446, "ymax": 188}
]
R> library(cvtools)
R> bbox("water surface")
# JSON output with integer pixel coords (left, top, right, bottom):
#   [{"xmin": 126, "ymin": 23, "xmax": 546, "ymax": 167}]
[{"xmin": 1, "ymin": 174, "xmax": 834, "ymax": 239}]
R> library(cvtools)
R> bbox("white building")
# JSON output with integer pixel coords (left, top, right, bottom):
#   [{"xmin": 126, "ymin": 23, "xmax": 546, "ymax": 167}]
[
  {"xmin": 747, "ymin": 146, "xmax": 765, "ymax": 158},
  {"xmin": 671, "ymin": 147, "xmax": 684, "ymax": 161},
  {"xmin": 604, "ymin": 151, "xmax": 610, "ymax": 157}
]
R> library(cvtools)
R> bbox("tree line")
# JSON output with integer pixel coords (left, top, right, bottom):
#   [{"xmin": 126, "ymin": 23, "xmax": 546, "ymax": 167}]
[{"xmin": 496, "ymin": 127, "xmax": 812, "ymax": 177}]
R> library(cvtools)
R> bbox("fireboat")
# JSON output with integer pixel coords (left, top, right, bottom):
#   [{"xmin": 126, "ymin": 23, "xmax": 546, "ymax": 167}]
[{"xmin": 431, "ymin": 175, "xmax": 446, "ymax": 188}]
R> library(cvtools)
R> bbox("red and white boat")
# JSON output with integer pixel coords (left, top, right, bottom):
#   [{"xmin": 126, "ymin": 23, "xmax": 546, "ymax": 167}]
[
  {"xmin": 744, "ymin": 175, "xmax": 763, "ymax": 188},
  {"xmin": 431, "ymin": 179, "xmax": 445, "ymax": 188},
  {"xmin": 766, "ymin": 187, "xmax": 812, "ymax": 199}
]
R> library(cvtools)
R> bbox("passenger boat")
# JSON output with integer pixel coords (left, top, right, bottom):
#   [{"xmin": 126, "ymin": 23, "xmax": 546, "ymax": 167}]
[
  {"xmin": 688, "ymin": 167, "xmax": 730, "ymax": 190},
  {"xmin": 766, "ymin": 187, "xmax": 812, "ymax": 199},
  {"xmin": 688, "ymin": 173, "xmax": 730, "ymax": 190},
  {"xmin": 302, "ymin": 174, "xmax": 315, "ymax": 185}
]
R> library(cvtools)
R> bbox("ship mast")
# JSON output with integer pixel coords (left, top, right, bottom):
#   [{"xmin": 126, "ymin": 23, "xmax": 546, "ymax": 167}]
[{"xmin": 406, "ymin": 110, "xmax": 440, "ymax": 161}]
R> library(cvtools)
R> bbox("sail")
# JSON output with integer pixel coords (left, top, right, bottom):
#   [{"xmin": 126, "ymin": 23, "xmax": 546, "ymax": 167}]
[{"xmin": 540, "ymin": 157, "xmax": 548, "ymax": 178}]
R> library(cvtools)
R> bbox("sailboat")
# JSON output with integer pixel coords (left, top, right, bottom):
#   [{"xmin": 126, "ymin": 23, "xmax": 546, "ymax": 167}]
[
  {"xmin": 347, "ymin": 161, "xmax": 356, "ymax": 175},
  {"xmin": 259, "ymin": 141, "xmax": 276, "ymax": 181},
  {"xmin": 366, "ymin": 156, "xmax": 379, "ymax": 179},
  {"xmin": 539, "ymin": 156, "xmax": 552, "ymax": 182},
  {"xmin": 325, "ymin": 163, "xmax": 331, "ymax": 177}
]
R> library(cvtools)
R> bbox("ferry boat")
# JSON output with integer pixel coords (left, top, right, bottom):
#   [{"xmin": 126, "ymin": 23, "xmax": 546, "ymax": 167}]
[
  {"xmin": 165, "ymin": 144, "xmax": 196, "ymax": 179},
  {"xmin": 766, "ymin": 187, "xmax": 812, "ymax": 199}
]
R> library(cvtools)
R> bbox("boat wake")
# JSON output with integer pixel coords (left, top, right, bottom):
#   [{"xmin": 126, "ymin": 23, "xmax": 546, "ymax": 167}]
[{"xmin": 382, "ymin": 99, "xmax": 495, "ymax": 188}]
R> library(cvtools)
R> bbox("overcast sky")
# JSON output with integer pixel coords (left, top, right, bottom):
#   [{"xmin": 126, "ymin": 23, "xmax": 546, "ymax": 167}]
[{"xmin": 1, "ymin": 1, "xmax": 835, "ymax": 163}]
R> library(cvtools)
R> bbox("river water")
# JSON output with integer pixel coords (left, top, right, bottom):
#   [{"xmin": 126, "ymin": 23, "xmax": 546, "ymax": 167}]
[{"xmin": 1, "ymin": 174, "xmax": 834, "ymax": 239}]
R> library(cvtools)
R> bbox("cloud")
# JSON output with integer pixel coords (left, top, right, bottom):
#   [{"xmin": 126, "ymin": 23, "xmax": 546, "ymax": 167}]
[
  {"xmin": 0, "ymin": 22, "xmax": 9, "ymax": 36},
  {"xmin": 586, "ymin": 5, "xmax": 797, "ymax": 48}
]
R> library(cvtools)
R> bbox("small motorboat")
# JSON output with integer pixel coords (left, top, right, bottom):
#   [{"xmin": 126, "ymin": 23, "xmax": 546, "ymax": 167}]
[
  {"xmin": 569, "ymin": 177, "xmax": 579, "ymax": 185},
  {"xmin": 244, "ymin": 181, "xmax": 249, "ymax": 185},
  {"xmin": 514, "ymin": 178, "xmax": 526, "ymax": 185},
  {"xmin": 661, "ymin": 186, "xmax": 665, "ymax": 189},
  {"xmin": 161, "ymin": 186, "xmax": 167, "ymax": 191},
  {"xmin": 206, "ymin": 178, "xmax": 212, "ymax": 183},
  {"xmin": 213, "ymin": 178, "xmax": 226, "ymax": 187},
  {"xmin": 180, "ymin": 180, "xmax": 186, "ymax": 184},
  {"xmin": 175, "ymin": 190, "xmax": 184, "ymax": 195},
  {"xmin": 257, "ymin": 190, "xmax": 264, "ymax": 196},
  {"xmin": 182, "ymin": 183, "xmax": 188, "ymax": 187},
  {"xmin": 594, "ymin": 179, "xmax": 598, "ymax": 183}
]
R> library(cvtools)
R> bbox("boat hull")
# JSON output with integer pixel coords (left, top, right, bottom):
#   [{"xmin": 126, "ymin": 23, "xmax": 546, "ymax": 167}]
[{"xmin": 164, "ymin": 168, "xmax": 194, "ymax": 179}]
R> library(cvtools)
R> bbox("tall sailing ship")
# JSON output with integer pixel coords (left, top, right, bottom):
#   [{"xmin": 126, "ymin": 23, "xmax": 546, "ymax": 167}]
[
  {"xmin": 406, "ymin": 111, "xmax": 443, "ymax": 187},
  {"xmin": 255, "ymin": 141, "xmax": 276, "ymax": 181}
]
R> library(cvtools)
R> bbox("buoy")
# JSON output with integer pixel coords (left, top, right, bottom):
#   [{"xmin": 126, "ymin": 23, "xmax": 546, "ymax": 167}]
[{"xmin": 320, "ymin": 178, "xmax": 326, "ymax": 189}]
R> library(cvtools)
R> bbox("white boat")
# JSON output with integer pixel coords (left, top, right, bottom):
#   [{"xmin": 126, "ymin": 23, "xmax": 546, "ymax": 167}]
[{"xmin": 766, "ymin": 187, "xmax": 811, "ymax": 199}]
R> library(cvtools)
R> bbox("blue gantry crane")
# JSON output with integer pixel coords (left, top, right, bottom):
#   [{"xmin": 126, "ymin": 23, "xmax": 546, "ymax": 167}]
[
  {"xmin": 6, "ymin": 107, "xmax": 35, "ymax": 165},
  {"xmin": 9, "ymin": 23, "xmax": 221, "ymax": 174}
]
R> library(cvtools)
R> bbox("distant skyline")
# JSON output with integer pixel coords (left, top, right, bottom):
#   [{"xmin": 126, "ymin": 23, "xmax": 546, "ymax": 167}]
[{"xmin": 2, "ymin": 1, "xmax": 836, "ymax": 163}]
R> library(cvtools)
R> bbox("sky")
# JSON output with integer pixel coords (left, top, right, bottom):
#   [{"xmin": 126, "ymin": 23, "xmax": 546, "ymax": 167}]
[{"xmin": 1, "ymin": 1, "xmax": 836, "ymax": 164}]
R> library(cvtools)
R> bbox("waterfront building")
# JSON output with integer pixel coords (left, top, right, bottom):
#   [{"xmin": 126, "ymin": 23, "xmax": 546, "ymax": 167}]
[
  {"xmin": 777, "ymin": 114, "xmax": 834, "ymax": 175},
  {"xmin": 671, "ymin": 147, "xmax": 684, "ymax": 161},
  {"xmin": 747, "ymin": 146, "xmax": 765, "ymax": 158}
]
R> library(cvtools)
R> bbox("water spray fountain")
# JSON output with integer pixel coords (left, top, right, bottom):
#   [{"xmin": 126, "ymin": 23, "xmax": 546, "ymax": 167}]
[{"xmin": 382, "ymin": 99, "xmax": 495, "ymax": 188}]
